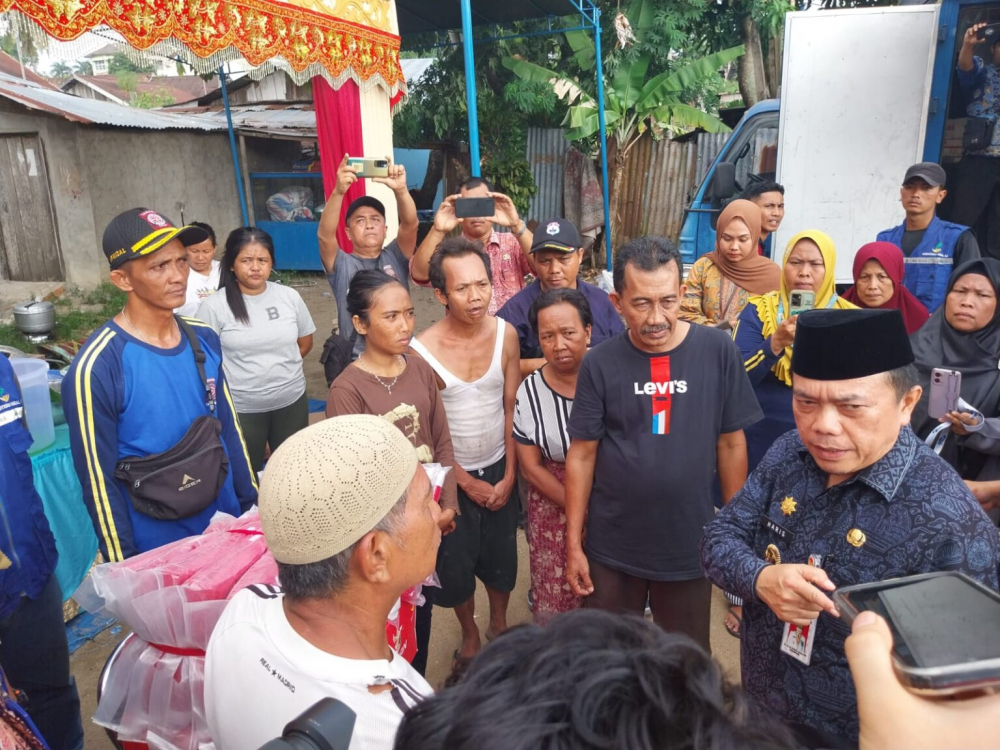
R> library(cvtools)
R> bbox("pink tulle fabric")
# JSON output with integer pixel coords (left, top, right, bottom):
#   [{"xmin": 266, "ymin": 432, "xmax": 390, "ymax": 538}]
[
  {"xmin": 74, "ymin": 511, "xmax": 274, "ymax": 750},
  {"xmin": 76, "ymin": 465, "xmax": 450, "ymax": 750}
]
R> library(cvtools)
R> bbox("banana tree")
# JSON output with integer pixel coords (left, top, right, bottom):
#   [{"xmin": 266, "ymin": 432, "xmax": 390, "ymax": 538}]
[{"xmin": 503, "ymin": 0, "xmax": 744, "ymax": 242}]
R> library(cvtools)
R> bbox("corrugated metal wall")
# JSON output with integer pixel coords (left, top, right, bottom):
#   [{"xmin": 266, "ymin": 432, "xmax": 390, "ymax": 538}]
[
  {"xmin": 524, "ymin": 127, "xmax": 736, "ymax": 244},
  {"xmin": 616, "ymin": 136, "xmax": 700, "ymax": 246},
  {"xmin": 695, "ymin": 132, "xmax": 728, "ymax": 185},
  {"xmin": 525, "ymin": 128, "xmax": 569, "ymax": 224}
]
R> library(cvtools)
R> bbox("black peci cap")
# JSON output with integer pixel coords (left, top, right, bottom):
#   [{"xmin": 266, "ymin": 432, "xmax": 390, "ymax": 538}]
[
  {"xmin": 102, "ymin": 208, "xmax": 209, "ymax": 270},
  {"xmin": 791, "ymin": 309, "xmax": 914, "ymax": 381},
  {"xmin": 530, "ymin": 218, "xmax": 582, "ymax": 254},
  {"xmin": 345, "ymin": 196, "xmax": 386, "ymax": 221}
]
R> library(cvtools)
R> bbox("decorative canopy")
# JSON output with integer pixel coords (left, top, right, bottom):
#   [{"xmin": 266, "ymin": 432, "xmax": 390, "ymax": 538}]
[{"xmin": 0, "ymin": 0, "xmax": 405, "ymax": 95}]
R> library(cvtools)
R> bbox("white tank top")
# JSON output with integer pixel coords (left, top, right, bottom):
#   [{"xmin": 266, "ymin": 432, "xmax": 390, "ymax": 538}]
[{"xmin": 411, "ymin": 318, "xmax": 507, "ymax": 472}]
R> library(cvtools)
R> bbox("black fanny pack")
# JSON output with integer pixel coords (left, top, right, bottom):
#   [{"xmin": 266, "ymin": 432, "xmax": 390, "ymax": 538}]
[
  {"xmin": 113, "ymin": 317, "xmax": 228, "ymax": 520},
  {"xmin": 964, "ymin": 117, "xmax": 996, "ymax": 153},
  {"xmin": 115, "ymin": 416, "xmax": 229, "ymax": 520}
]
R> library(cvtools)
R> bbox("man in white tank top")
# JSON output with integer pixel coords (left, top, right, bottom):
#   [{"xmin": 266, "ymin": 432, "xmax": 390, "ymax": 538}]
[{"xmin": 410, "ymin": 237, "xmax": 521, "ymax": 661}]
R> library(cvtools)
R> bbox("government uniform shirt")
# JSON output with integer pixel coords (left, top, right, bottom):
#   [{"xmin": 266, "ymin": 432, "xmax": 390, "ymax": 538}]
[{"xmin": 701, "ymin": 427, "xmax": 1000, "ymax": 741}]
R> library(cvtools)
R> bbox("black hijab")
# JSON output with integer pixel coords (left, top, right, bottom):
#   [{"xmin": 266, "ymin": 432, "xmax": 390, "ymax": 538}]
[{"xmin": 910, "ymin": 259, "xmax": 1000, "ymax": 472}]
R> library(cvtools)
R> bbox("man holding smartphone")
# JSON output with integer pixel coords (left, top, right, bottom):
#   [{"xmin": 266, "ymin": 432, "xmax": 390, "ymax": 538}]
[
  {"xmin": 701, "ymin": 308, "xmax": 999, "ymax": 749},
  {"xmin": 411, "ymin": 178, "xmax": 534, "ymax": 315},
  {"xmin": 950, "ymin": 22, "xmax": 1000, "ymax": 261},
  {"xmin": 318, "ymin": 153, "xmax": 418, "ymax": 360}
]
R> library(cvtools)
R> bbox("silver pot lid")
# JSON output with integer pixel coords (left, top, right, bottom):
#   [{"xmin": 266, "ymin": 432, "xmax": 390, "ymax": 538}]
[{"xmin": 13, "ymin": 300, "xmax": 55, "ymax": 314}]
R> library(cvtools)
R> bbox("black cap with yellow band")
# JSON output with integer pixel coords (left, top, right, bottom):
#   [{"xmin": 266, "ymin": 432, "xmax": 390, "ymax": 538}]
[
  {"xmin": 102, "ymin": 208, "xmax": 210, "ymax": 270},
  {"xmin": 529, "ymin": 218, "xmax": 582, "ymax": 254}
]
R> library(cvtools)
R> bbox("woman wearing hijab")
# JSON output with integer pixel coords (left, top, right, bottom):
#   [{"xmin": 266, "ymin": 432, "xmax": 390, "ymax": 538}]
[
  {"xmin": 910, "ymin": 259, "xmax": 1000, "ymax": 488},
  {"xmin": 725, "ymin": 230, "xmax": 856, "ymax": 638},
  {"xmin": 842, "ymin": 242, "xmax": 930, "ymax": 334},
  {"xmin": 679, "ymin": 200, "xmax": 781, "ymax": 328},
  {"xmin": 735, "ymin": 230, "xmax": 857, "ymax": 471}
]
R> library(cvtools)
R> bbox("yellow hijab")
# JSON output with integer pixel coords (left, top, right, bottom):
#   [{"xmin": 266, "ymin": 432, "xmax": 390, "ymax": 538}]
[{"xmin": 747, "ymin": 230, "xmax": 857, "ymax": 385}]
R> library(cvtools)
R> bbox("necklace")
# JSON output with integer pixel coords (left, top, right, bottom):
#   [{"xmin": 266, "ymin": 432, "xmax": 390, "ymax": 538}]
[
  {"xmin": 357, "ymin": 354, "xmax": 405, "ymax": 394},
  {"xmin": 121, "ymin": 307, "xmax": 175, "ymax": 345}
]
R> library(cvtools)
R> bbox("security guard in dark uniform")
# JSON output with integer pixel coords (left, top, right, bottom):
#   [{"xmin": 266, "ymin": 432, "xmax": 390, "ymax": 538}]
[{"xmin": 701, "ymin": 308, "xmax": 1000, "ymax": 748}]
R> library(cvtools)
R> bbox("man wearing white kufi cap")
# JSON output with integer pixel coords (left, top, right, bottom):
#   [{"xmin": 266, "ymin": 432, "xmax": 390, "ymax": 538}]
[{"xmin": 205, "ymin": 414, "xmax": 440, "ymax": 750}]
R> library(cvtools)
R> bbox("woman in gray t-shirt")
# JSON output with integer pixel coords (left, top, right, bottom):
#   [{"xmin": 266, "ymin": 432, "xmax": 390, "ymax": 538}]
[{"xmin": 196, "ymin": 228, "xmax": 316, "ymax": 472}]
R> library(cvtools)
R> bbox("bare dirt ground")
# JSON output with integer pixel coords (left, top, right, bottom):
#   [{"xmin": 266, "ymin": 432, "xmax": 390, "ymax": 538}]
[{"xmin": 71, "ymin": 277, "xmax": 740, "ymax": 749}]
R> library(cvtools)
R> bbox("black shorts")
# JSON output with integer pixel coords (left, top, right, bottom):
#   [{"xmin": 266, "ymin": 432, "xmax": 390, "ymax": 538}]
[{"xmin": 431, "ymin": 455, "xmax": 518, "ymax": 608}]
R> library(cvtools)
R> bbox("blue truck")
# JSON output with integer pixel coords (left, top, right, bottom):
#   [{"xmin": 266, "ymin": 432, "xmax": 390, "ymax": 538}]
[{"xmin": 680, "ymin": 1, "xmax": 997, "ymax": 282}]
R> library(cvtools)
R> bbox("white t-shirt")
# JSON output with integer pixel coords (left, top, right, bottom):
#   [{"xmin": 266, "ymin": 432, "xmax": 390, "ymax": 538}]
[
  {"xmin": 176, "ymin": 260, "xmax": 221, "ymax": 317},
  {"xmin": 196, "ymin": 282, "xmax": 316, "ymax": 413},
  {"xmin": 205, "ymin": 585, "xmax": 431, "ymax": 750}
]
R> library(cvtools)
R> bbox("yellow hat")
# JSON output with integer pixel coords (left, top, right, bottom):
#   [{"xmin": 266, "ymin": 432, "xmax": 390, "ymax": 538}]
[{"xmin": 259, "ymin": 414, "xmax": 419, "ymax": 564}]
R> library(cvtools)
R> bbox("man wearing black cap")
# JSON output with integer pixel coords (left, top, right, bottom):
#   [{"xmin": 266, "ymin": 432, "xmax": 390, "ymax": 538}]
[
  {"xmin": 63, "ymin": 209, "xmax": 258, "ymax": 561},
  {"xmin": 876, "ymin": 162, "xmax": 980, "ymax": 313},
  {"xmin": 701, "ymin": 308, "xmax": 999, "ymax": 748},
  {"xmin": 318, "ymin": 153, "xmax": 417, "ymax": 360},
  {"xmin": 497, "ymin": 218, "xmax": 624, "ymax": 376}
]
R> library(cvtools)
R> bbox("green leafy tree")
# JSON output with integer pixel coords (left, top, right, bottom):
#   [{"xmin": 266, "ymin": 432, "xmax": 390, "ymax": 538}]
[
  {"xmin": 0, "ymin": 16, "xmax": 46, "ymax": 67},
  {"xmin": 50, "ymin": 61, "xmax": 73, "ymax": 78},
  {"xmin": 108, "ymin": 52, "xmax": 155, "ymax": 75},
  {"xmin": 115, "ymin": 70, "xmax": 139, "ymax": 96},
  {"xmin": 396, "ymin": 28, "xmax": 572, "ymax": 213},
  {"xmin": 74, "ymin": 60, "xmax": 93, "ymax": 76},
  {"xmin": 504, "ymin": 0, "xmax": 743, "ymax": 241},
  {"xmin": 132, "ymin": 90, "xmax": 176, "ymax": 109}
]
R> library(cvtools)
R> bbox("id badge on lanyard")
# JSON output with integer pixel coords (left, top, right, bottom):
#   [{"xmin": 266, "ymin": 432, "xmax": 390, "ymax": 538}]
[{"xmin": 779, "ymin": 553, "xmax": 823, "ymax": 665}]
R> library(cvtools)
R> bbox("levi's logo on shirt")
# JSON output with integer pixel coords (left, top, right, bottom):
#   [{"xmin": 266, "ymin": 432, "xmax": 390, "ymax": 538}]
[{"xmin": 632, "ymin": 356, "xmax": 687, "ymax": 435}]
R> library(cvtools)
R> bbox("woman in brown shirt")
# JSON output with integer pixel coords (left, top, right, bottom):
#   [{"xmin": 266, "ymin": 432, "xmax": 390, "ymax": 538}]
[{"xmin": 326, "ymin": 269, "xmax": 458, "ymax": 676}]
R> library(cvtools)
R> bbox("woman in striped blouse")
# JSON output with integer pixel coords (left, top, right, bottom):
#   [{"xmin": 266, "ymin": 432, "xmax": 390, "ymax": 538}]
[{"xmin": 513, "ymin": 288, "xmax": 592, "ymax": 625}]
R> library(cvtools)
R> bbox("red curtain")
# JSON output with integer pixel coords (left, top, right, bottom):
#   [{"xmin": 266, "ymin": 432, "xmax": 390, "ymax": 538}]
[{"xmin": 315, "ymin": 76, "xmax": 364, "ymax": 254}]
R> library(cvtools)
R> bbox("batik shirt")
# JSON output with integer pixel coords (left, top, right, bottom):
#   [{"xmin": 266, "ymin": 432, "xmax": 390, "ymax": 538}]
[
  {"xmin": 956, "ymin": 56, "xmax": 1000, "ymax": 157},
  {"xmin": 701, "ymin": 426, "xmax": 1000, "ymax": 742}
]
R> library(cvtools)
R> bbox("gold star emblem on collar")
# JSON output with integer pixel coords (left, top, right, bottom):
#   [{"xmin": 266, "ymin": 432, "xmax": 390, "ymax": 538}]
[{"xmin": 781, "ymin": 496, "xmax": 797, "ymax": 516}]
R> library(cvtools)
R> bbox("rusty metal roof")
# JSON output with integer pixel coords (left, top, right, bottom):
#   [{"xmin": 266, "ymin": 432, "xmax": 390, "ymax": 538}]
[
  {"xmin": 0, "ymin": 71, "xmax": 226, "ymax": 130},
  {"xmin": 166, "ymin": 102, "xmax": 317, "ymax": 138}
]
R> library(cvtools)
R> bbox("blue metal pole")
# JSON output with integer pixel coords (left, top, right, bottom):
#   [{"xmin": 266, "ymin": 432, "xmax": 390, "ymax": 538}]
[
  {"xmin": 219, "ymin": 66, "xmax": 250, "ymax": 226},
  {"xmin": 592, "ymin": 9, "xmax": 613, "ymax": 269},
  {"xmin": 460, "ymin": 0, "xmax": 481, "ymax": 177}
]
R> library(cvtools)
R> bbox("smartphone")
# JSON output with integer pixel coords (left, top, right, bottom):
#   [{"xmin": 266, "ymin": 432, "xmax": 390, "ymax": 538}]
[
  {"xmin": 788, "ymin": 290, "xmax": 815, "ymax": 317},
  {"xmin": 977, "ymin": 23, "xmax": 1000, "ymax": 44},
  {"xmin": 928, "ymin": 367, "xmax": 962, "ymax": 419},
  {"xmin": 454, "ymin": 197, "xmax": 495, "ymax": 219},
  {"xmin": 833, "ymin": 572, "xmax": 1000, "ymax": 695},
  {"xmin": 347, "ymin": 157, "xmax": 389, "ymax": 178}
]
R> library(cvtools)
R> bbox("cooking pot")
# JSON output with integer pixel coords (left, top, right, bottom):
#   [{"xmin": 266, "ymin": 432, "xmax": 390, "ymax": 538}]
[{"xmin": 13, "ymin": 300, "xmax": 56, "ymax": 335}]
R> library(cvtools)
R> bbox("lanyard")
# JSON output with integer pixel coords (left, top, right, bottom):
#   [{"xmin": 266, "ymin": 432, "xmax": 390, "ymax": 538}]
[{"xmin": 924, "ymin": 397, "xmax": 986, "ymax": 455}]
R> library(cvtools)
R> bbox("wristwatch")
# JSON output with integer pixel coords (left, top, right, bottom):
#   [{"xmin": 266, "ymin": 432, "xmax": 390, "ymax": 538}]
[{"xmin": 514, "ymin": 221, "xmax": 527, "ymax": 238}]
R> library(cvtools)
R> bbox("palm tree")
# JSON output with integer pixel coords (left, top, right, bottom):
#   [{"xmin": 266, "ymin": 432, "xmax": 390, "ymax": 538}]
[
  {"xmin": 50, "ymin": 61, "xmax": 73, "ymax": 78},
  {"xmin": 73, "ymin": 60, "xmax": 93, "ymax": 76}
]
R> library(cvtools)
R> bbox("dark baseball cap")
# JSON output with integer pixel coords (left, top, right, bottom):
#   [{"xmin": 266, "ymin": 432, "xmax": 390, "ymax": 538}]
[
  {"xmin": 902, "ymin": 162, "xmax": 947, "ymax": 188},
  {"xmin": 102, "ymin": 208, "xmax": 209, "ymax": 270},
  {"xmin": 345, "ymin": 196, "xmax": 386, "ymax": 221},
  {"xmin": 530, "ymin": 218, "xmax": 582, "ymax": 254}
]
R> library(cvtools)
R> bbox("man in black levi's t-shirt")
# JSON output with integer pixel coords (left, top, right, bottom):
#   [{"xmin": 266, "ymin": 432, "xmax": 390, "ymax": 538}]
[{"xmin": 564, "ymin": 237, "xmax": 762, "ymax": 651}]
